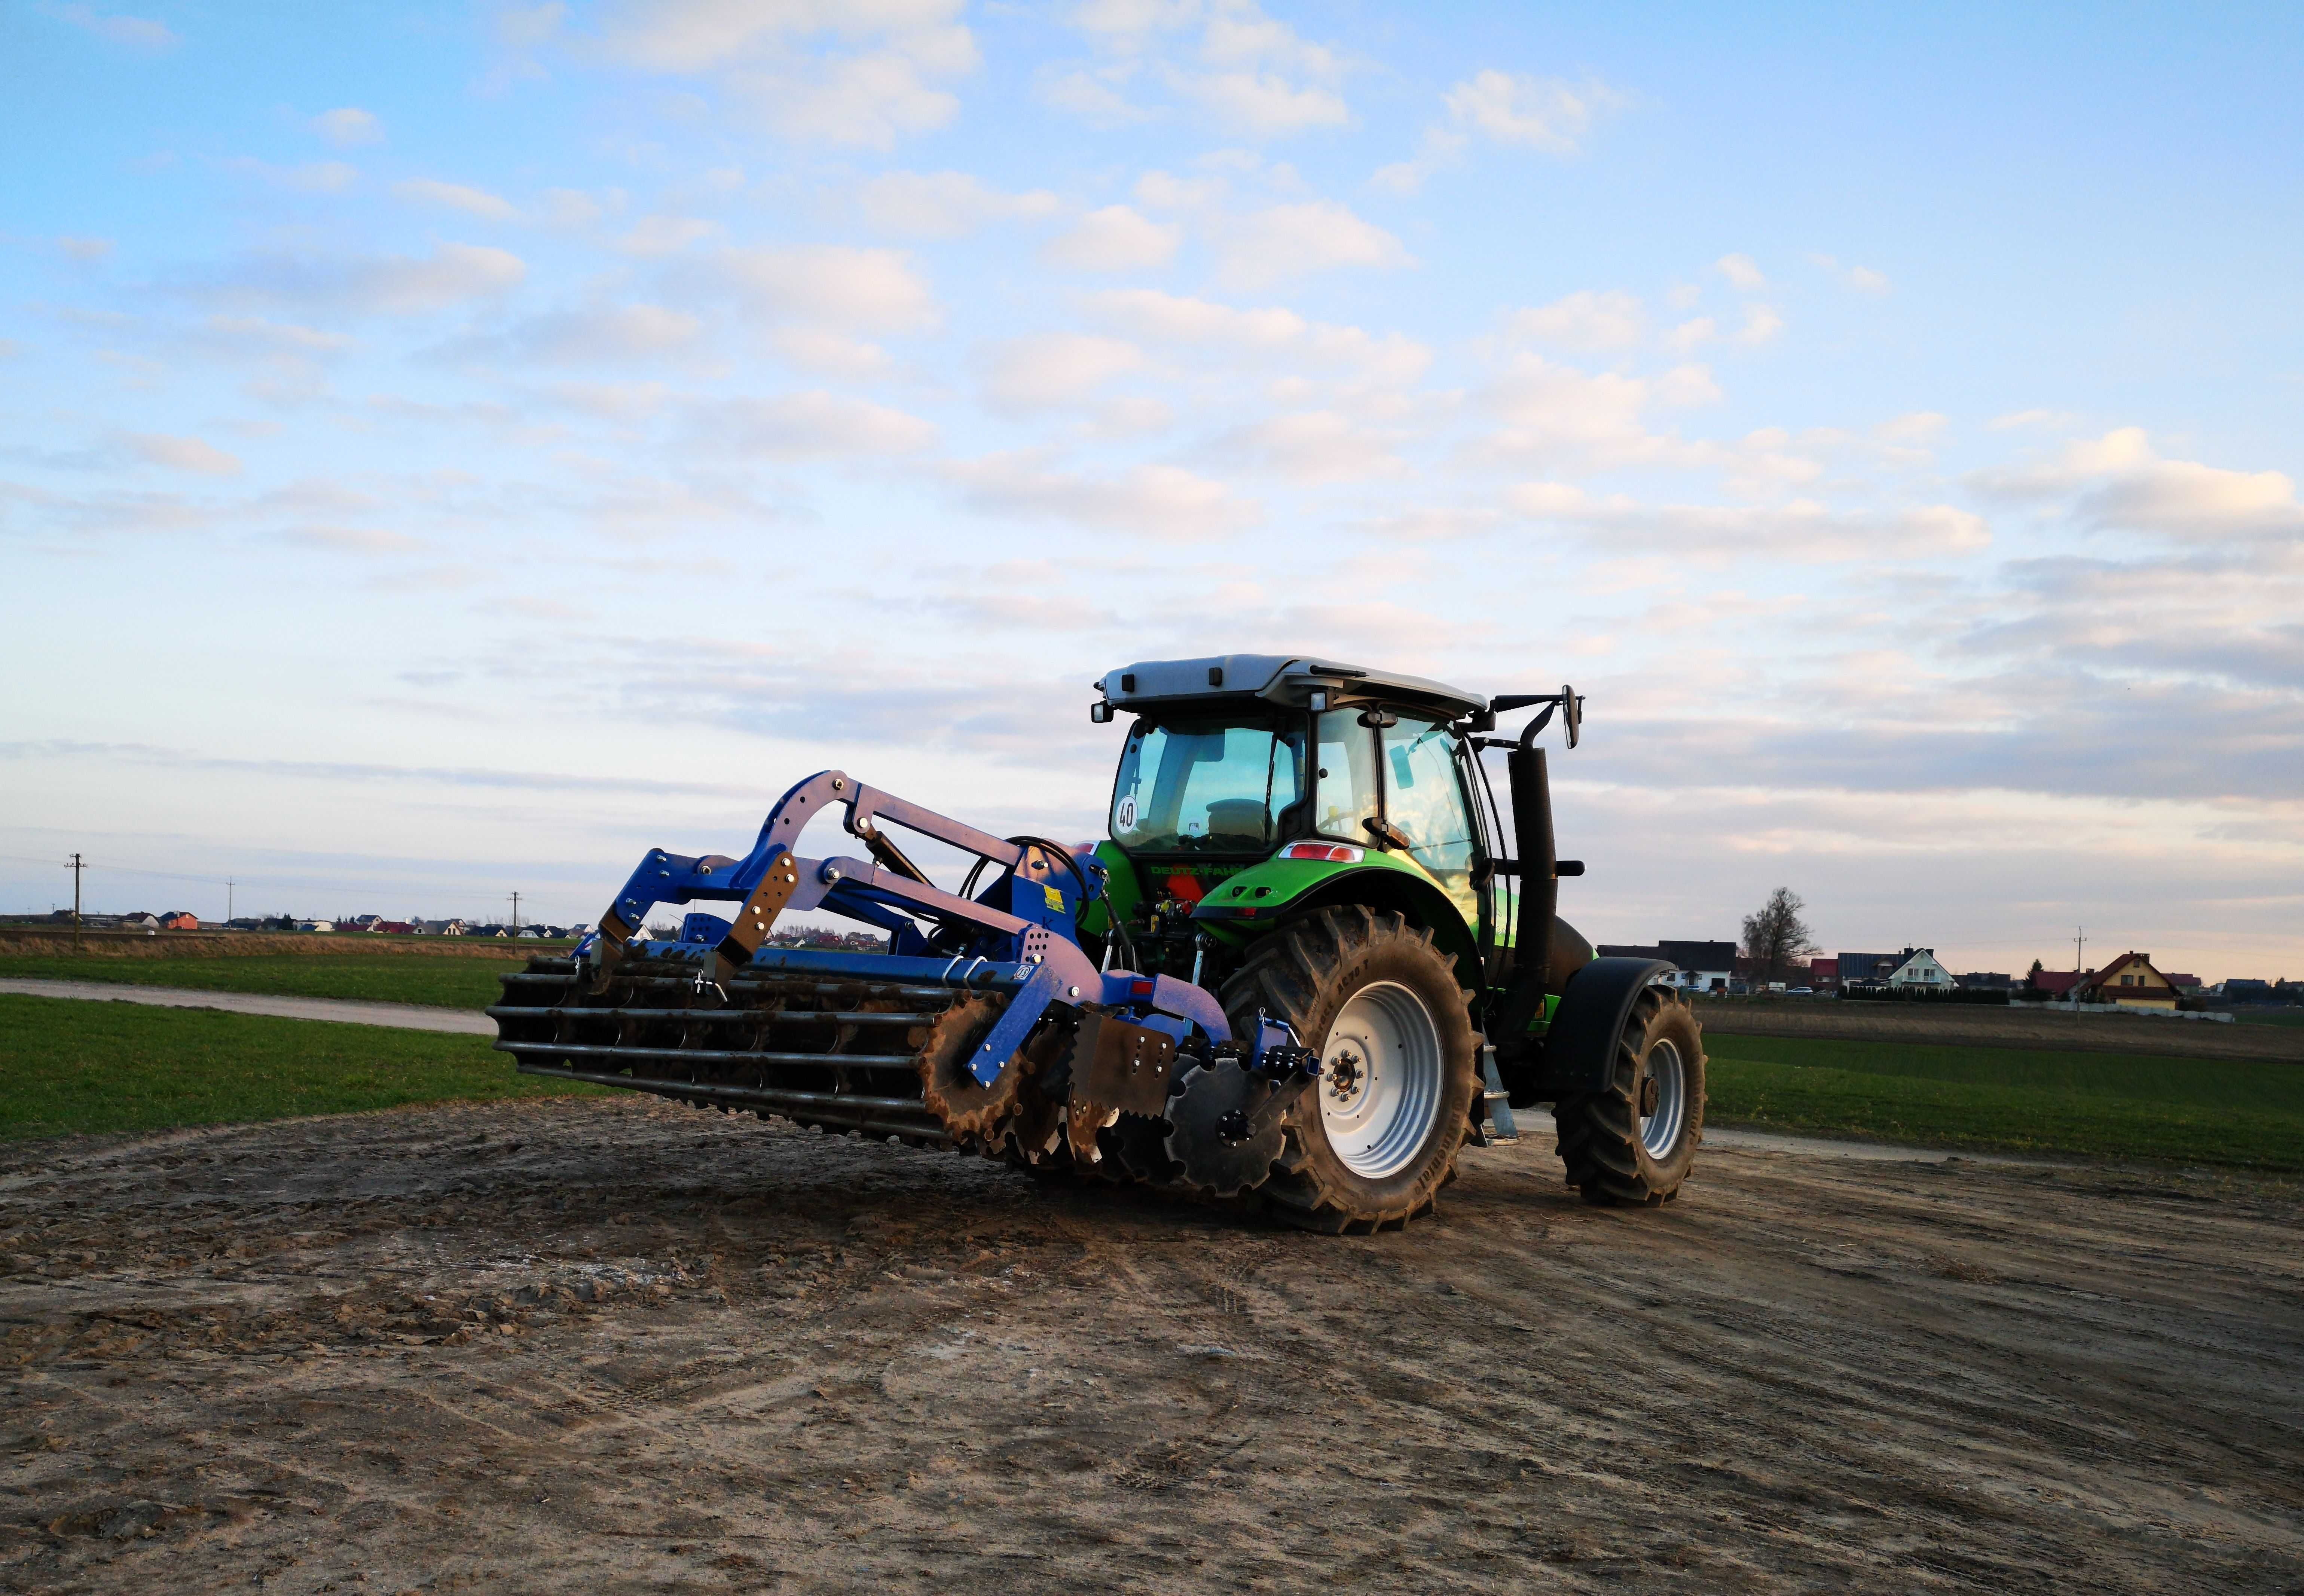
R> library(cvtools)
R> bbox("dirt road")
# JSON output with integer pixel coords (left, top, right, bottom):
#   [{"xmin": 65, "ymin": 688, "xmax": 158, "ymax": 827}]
[
  {"xmin": 0, "ymin": 979, "xmax": 496, "ymax": 1035},
  {"xmin": 5, "ymin": 1098, "xmax": 2300, "ymax": 1594}
]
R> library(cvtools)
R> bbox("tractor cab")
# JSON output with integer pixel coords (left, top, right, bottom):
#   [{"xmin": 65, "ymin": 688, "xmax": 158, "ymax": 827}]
[{"xmin": 1089, "ymin": 655, "xmax": 1507, "ymax": 984}]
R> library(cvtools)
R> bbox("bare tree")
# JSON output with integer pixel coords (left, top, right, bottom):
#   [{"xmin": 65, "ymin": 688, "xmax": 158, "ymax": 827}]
[{"xmin": 1741, "ymin": 887, "xmax": 1817, "ymax": 988}]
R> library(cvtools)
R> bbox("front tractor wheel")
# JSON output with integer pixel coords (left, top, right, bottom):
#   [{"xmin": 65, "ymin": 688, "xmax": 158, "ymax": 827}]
[
  {"xmin": 1553, "ymin": 990, "xmax": 1705, "ymax": 1205},
  {"xmin": 1220, "ymin": 907, "xmax": 1480, "ymax": 1232}
]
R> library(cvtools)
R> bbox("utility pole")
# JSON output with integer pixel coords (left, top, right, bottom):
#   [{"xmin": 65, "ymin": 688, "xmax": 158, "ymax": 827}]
[
  {"xmin": 2074, "ymin": 926, "xmax": 2087, "ymax": 979},
  {"xmin": 508, "ymin": 891, "xmax": 521, "ymax": 938},
  {"xmin": 227, "ymin": 879, "xmax": 235, "ymax": 927},
  {"xmin": 69, "ymin": 853, "xmax": 85, "ymax": 955}
]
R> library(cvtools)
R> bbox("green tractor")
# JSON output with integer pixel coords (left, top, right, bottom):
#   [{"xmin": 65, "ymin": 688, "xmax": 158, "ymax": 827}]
[{"xmin": 493, "ymin": 654, "xmax": 1705, "ymax": 1232}]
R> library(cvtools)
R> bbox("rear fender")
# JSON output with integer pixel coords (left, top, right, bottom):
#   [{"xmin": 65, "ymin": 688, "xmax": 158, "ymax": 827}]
[{"xmin": 1516, "ymin": 956, "xmax": 1675, "ymax": 1098}]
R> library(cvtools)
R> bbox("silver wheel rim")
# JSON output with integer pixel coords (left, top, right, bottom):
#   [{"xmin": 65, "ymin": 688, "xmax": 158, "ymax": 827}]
[
  {"xmin": 1318, "ymin": 981, "xmax": 1443, "ymax": 1179},
  {"xmin": 1641, "ymin": 1039, "xmax": 1686, "ymax": 1159}
]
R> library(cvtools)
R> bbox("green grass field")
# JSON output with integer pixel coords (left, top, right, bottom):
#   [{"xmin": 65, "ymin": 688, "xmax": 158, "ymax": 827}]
[
  {"xmin": 0, "ymin": 994, "xmax": 602, "ymax": 1140},
  {"xmin": 1705, "ymin": 1033, "xmax": 2304, "ymax": 1171},
  {"xmin": 0, "ymin": 952, "xmax": 523, "ymax": 1010}
]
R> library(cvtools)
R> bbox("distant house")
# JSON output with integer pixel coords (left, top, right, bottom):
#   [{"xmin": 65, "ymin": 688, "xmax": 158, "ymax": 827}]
[
  {"xmin": 1596, "ymin": 939, "xmax": 1737, "ymax": 992},
  {"xmin": 158, "ymin": 911, "xmax": 200, "ymax": 931},
  {"xmin": 1886, "ymin": 949, "xmax": 1953, "ymax": 988},
  {"xmin": 2161, "ymin": 972, "xmax": 2202, "ymax": 995},
  {"xmin": 369, "ymin": 920, "xmax": 419, "ymax": 935},
  {"xmin": 2030, "ymin": 969, "xmax": 2085, "ymax": 999},
  {"xmin": 119, "ymin": 912, "xmax": 161, "ymax": 930},
  {"xmin": 1809, "ymin": 957, "xmax": 1839, "ymax": 991},
  {"xmin": 2075, "ymin": 952, "xmax": 2181, "ymax": 1010},
  {"xmin": 1955, "ymin": 971, "xmax": 2014, "ymax": 991},
  {"xmin": 297, "ymin": 920, "xmax": 335, "ymax": 933}
]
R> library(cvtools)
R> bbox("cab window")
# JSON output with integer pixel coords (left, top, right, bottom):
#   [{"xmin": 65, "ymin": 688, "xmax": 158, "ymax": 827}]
[
  {"xmin": 1111, "ymin": 716, "xmax": 1305, "ymax": 853},
  {"xmin": 1313, "ymin": 709, "xmax": 1380, "ymax": 843},
  {"xmin": 1379, "ymin": 715, "xmax": 1479, "ymax": 924}
]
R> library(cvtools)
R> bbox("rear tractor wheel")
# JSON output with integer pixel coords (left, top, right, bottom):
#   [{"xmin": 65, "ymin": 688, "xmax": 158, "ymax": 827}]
[
  {"xmin": 1219, "ymin": 907, "xmax": 1481, "ymax": 1232},
  {"xmin": 1553, "ymin": 990, "xmax": 1705, "ymax": 1205}
]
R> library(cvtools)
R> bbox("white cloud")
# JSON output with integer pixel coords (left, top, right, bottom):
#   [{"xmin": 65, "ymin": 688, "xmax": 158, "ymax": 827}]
[
  {"xmin": 1509, "ymin": 487, "xmax": 1991, "ymax": 561},
  {"xmin": 542, "ymin": 380, "xmax": 672, "ymax": 419},
  {"xmin": 1508, "ymin": 290, "xmax": 1642, "ymax": 353},
  {"xmin": 1715, "ymin": 253, "xmax": 1767, "ymax": 292},
  {"xmin": 126, "ymin": 433, "xmax": 241, "ymax": 476},
  {"xmin": 1214, "ymin": 200, "xmax": 1409, "ymax": 290},
  {"xmin": 1481, "ymin": 355, "xmax": 1669, "ymax": 470},
  {"xmin": 596, "ymin": 0, "xmax": 979, "ymax": 147},
  {"xmin": 690, "ymin": 391, "xmax": 936, "ymax": 459},
  {"xmin": 1651, "ymin": 364, "xmax": 1723, "ymax": 407},
  {"xmin": 391, "ymin": 178, "xmax": 519, "ymax": 221},
  {"xmin": 58, "ymin": 236, "xmax": 114, "ymax": 262},
  {"xmin": 1810, "ymin": 253, "xmax": 1891, "ymax": 294},
  {"xmin": 52, "ymin": 4, "xmax": 175, "ymax": 49},
  {"xmin": 945, "ymin": 452, "xmax": 1256, "ymax": 540},
  {"xmin": 1087, "ymin": 288, "xmax": 1431, "ymax": 388},
  {"xmin": 1972, "ymin": 428, "xmax": 2304, "ymax": 542},
  {"xmin": 1444, "ymin": 70, "xmax": 1615, "ymax": 152},
  {"xmin": 768, "ymin": 327, "xmax": 891, "ymax": 377},
  {"xmin": 1055, "ymin": 0, "xmax": 1350, "ymax": 136},
  {"xmin": 203, "ymin": 315, "xmax": 355, "ymax": 353},
  {"xmin": 616, "ymin": 214, "xmax": 720, "ymax": 255},
  {"xmin": 276, "ymin": 526, "xmax": 426, "ymax": 554},
  {"xmin": 1180, "ymin": 70, "xmax": 1347, "ymax": 133},
  {"xmin": 1355, "ymin": 505, "xmax": 1503, "ymax": 542},
  {"xmin": 1665, "ymin": 316, "xmax": 1716, "ymax": 352},
  {"xmin": 498, "ymin": 3, "xmax": 566, "ymax": 46},
  {"xmin": 219, "ymin": 242, "xmax": 527, "ymax": 316},
  {"xmin": 541, "ymin": 189, "xmax": 608, "ymax": 227},
  {"xmin": 713, "ymin": 244, "xmax": 939, "ymax": 332},
  {"xmin": 1042, "ymin": 205, "xmax": 1179, "ymax": 272},
  {"xmin": 854, "ymin": 171, "xmax": 1060, "ymax": 239},
  {"xmin": 1876, "ymin": 412, "xmax": 1948, "ymax": 445},
  {"xmin": 233, "ymin": 159, "xmax": 361, "ymax": 194},
  {"xmin": 978, "ymin": 334, "xmax": 1146, "ymax": 411},
  {"xmin": 1210, "ymin": 410, "xmax": 1405, "ymax": 482},
  {"xmin": 312, "ymin": 107, "xmax": 384, "ymax": 147},
  {"xmin": 1375, "ymin": 70, "xmax": 1620, "ymax": 192},
  {"xmin": 1736, "ymin": 303, "xmax": 1784, "ymax": 345},
  {"xmin": 498, "ymin": 303, "xmax": 702, "ymax": 363}
]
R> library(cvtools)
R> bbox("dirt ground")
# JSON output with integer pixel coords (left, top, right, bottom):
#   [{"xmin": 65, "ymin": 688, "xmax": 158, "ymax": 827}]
[
  {"xmin": 4, "ymin": 1098, "xmax": 2301, "ymax": 1595},
  {"xmin": 1694, "ymin": 997, "xmax": 2304, "ymax": 1064}
]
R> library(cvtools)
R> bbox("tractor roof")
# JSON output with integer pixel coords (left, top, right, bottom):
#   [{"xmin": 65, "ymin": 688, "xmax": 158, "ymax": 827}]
[{"xmin": 1096, "ymin": 654, "xmax": 1485, "ymax": 719}]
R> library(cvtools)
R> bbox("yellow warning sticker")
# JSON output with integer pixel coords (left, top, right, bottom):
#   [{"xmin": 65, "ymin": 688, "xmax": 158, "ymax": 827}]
[{"xmin": 1042, "ymin": 884, "xmax": 1067, "ymax": 912}]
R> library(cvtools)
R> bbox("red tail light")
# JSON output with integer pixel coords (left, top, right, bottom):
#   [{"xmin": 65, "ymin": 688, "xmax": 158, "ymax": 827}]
[{"xmin": 1282, "ymin": 843, "xmax": 1364, "ymax": 862}]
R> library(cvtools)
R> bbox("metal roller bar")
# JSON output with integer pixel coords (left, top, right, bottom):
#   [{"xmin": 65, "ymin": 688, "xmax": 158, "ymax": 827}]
[
  {"xmin": 500, "ymin": 972, "xmax": 1013, "ymax": 1000},
  {"xmin": 485, "ymin": 1005, "xmax": 938, "ymax": 1025},
  {"xmin": 513, "ymin": 1064, "xmax": 943, "ymax": 1138},
  {"xmin": 495, "ymin": 1041, "xmax": 924, "ymax": 1070}
]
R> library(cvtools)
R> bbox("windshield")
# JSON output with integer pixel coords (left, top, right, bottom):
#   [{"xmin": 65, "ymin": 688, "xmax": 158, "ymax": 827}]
[{"xmin": 1111, "ymin": 716, "xmax": 1306, "ymax": 853}]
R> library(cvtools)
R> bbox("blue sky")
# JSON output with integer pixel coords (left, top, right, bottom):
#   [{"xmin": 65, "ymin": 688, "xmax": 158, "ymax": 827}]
[{"xmin": 3, "ymin": 0, "xmax": 2300, "ymax": 976}]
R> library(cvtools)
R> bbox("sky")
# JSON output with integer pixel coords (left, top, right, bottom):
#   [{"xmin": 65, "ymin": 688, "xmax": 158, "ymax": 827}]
[{"xmin": 2, "ymin": 0, "xmax": 2300, "ymax": 978}]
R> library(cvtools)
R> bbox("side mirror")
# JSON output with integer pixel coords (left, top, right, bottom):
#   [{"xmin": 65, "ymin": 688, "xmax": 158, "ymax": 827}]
[
  {"xmin": 1561, "ymin": 685, "xmax": 1580, "ymax": 749},
  {"xmin": 1090, "ymin": 701, "xmax": 1113, "ymax": 724}
]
